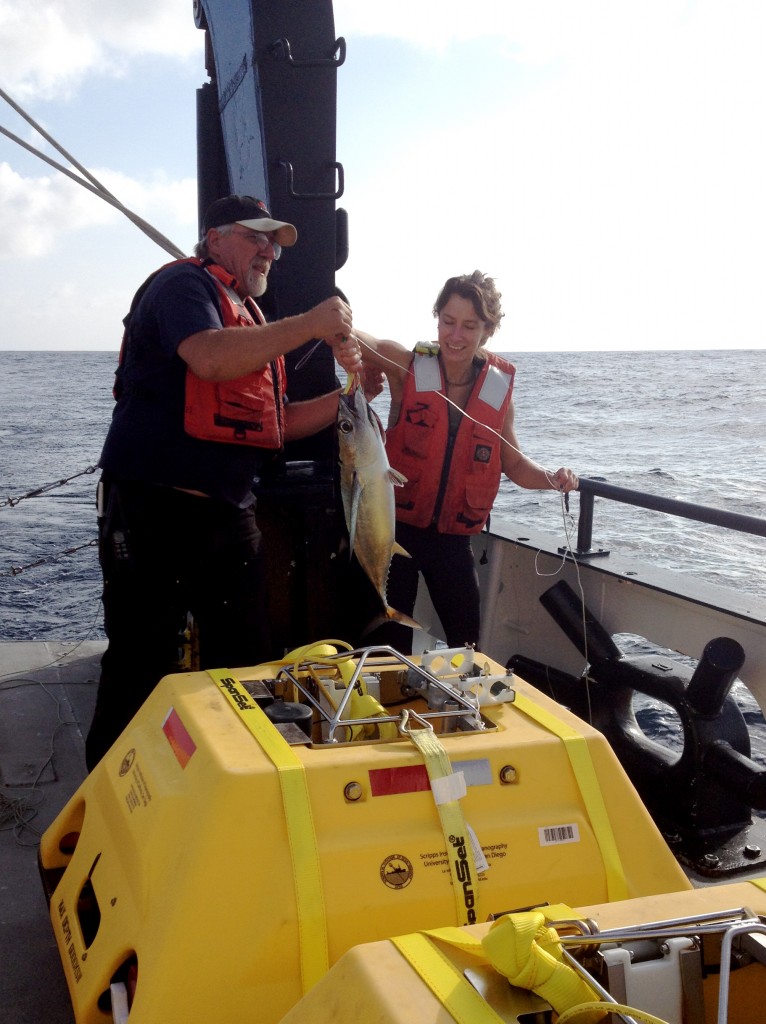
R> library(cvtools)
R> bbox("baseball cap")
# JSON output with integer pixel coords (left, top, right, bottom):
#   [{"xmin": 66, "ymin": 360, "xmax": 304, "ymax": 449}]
[{"xmin": 202, "ymin": 195, "xmax": 297, "ymax": 247}]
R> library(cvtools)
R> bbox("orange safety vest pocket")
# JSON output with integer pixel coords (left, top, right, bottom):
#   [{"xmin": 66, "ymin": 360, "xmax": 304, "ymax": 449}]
[
  {"xmin": 184, "ymin": 367, "xmax": 283, "ymax": 448},
  {"xmin": 394, "ymin": 469, "xmax": 423, "ymax": 512},
  {"xmin": 213, "ymin": 381, "xmax": 270, "ymax": 436},
  {"xmin": 463, "ymin": 480, "xmax": 497, "ymax": 519},
  {"xmin": 400, "ymin": 403, "xmax": 439, "ymax": 453}
]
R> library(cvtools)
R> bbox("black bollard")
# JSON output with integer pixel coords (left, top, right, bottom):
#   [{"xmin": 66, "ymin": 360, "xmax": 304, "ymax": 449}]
[
  {"xmin": 685, "ymin": 636, "xmax": 746, "ymax": 717},
  {"xmin": 539, "ymin": 581, "xmax": 623, "ymax": 665}
]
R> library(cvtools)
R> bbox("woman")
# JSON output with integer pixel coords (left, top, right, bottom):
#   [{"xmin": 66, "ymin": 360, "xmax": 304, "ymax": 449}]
[{"xmin": 355, "ymin": 270, "xmax": 579, "ymax": 653}]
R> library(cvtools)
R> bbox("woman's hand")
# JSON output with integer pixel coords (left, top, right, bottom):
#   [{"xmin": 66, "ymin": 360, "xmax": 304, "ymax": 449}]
[
  {"xmin": 361, "ymin": 365, "xmax": 385, "ymax": 401},
  {"xmin": 329, "ymin": 334, "xmax": 363, "ymax": 376},
  {"xmin": 551, "ymin": 467, "xmax": 579, "ymax": 493}
]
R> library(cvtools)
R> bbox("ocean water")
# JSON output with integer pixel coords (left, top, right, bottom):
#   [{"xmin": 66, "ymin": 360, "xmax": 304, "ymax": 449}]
[
  {"xmin": 1, "ymin": 348, "xmax": 764, "ymax": 643},
  {"xmin": 497, "ymin": 347, "xmax": 766, "ymax": 593},
  {"xmin": 2, "ymin": 348, "xmax": 765, "ymax": 767}
]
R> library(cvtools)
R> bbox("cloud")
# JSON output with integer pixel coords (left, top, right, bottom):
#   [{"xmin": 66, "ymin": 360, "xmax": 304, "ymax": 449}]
[
  {"xmin": 2, "ymin": 0, "xmax": 765, "ymax": 350},
  {"xmin": 0, "ymin": 161, "xmax": 196, "ymax": 260},
  {"xmin": 0, "ymin": 163, "xmax": 97, "ymax": 258},
  {"xmin": 334, "ymin": 0, "xmax": 766, "ymax": 77},
  {"xmin": 336, "ymin": 0, "xmax": 766, "ymax": 349},
  {"xmin": 332, "ymin": 0, "xmax": 672, "ymax": 57},
  {"xmin": 0, "ymin": 0, "xmax": 202, "ymax": 100}
]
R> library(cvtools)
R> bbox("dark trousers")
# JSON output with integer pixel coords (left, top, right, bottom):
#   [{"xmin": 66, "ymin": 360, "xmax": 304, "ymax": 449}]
[
  {"xmin": 366, "ymin": 521, "xmax": 481, "ymax": 655},
  {"xmin": 85, "ymin": 479, "xmax": 269, "ymax": 769}
]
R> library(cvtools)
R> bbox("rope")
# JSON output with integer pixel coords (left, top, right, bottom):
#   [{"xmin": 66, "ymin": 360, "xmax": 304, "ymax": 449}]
[
  {"xmin": 557, "ymin": 1003, "xmax": 669, "ymax": 1024},
  {"xmin": 1, "ymin": 465, "xmax": 100, "ymax": 577},
  {"xmin": 2, "ymin": 539, "xmax": 98, "ymax": 579},
  {"xmin": 0, "ymin": 86, "xmax": 186, "ymax": 261},
  {"xmin": 0, "ymin": 465, "xmax": 98, "ymax": 509}
]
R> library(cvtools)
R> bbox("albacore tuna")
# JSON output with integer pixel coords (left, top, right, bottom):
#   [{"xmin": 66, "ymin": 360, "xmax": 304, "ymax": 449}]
[{"xmin": 337, "ymin": 386, "xmax": 419, "ymax": 629}]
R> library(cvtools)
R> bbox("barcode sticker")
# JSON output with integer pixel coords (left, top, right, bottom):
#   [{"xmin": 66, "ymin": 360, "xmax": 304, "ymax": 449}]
[{"xmin": 538, "ymin": 823, "xmax": 580, "ymax": 846}]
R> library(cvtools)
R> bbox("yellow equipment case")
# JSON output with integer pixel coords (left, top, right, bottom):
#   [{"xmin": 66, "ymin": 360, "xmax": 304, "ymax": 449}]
[
  {"xmin": 280, "ymin": 881, "xmax": 766, "ymax": 1024},
  {"xmin": 39, "ymin": 646, "xmax": 689, "ymax": 1023}
]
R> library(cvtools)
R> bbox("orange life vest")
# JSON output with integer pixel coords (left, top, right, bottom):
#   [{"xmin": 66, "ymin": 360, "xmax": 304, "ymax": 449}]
[
  {"xmin": 116, "ymin": 257, "xmax": 286, "ymax": 449},
  {"xmin": 385, "ymin": 350, "xmax": 515, "ymax": 534},
  {"xmin": 182, "ymin": 260, "xmax": 286, "ymax": 449}
]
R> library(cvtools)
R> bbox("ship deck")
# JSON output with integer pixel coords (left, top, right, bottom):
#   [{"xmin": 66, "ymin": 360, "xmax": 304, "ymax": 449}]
[{"xmin": 0, "ymin": 640, "xmax": 104, "ymax": 1024}]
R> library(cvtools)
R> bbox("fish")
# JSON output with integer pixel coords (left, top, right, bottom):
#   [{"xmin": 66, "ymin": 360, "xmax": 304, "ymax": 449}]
[{"xmin": 336, "ymin": 386, "xmax": 420, "ymax": 630}]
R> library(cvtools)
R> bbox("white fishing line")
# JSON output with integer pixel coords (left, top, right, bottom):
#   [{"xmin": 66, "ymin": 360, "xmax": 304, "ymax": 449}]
[
  {"xmin": 353, "ymin": 334, "xmax": 564, "ymax": 488},
  {"xmin": 353, "ymin": 334, "xmax": 594, "ymax": 718}
]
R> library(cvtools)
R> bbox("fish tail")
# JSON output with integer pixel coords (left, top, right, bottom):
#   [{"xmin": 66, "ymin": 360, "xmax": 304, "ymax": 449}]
[
  {"xmin": 357, "ymin": 605, "xmax": 422, "ymax": 642},
  {"xmin": 385, "ymin": 606, "xmax": 421, "ymax": 631}
]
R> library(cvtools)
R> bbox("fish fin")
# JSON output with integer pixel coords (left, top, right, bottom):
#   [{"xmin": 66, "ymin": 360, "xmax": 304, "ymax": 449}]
[
  {"xmin": 347, "ymin": 475, "xmax": 363, "ymax": 553},
  {"xmin": 369, "ymin": 404, "xmax": 386, "ymax": 440},
  {"xmin": 392, "ymin": 542, "xmax": 411, "ymax": 559},
  {"xmin": 385, "ymin": 606, "xmax": 422, "ymax": 631},
  {"xmin": 388, "ymin": 468, "xmax": 408, "ymax": 487},
  {"xmin": 358, "ymin": 613, "xmax": 390, "ymax": 639},
  {"xmin": 358, "ymin": 607, "xmax": 422, "ymax": 639}
]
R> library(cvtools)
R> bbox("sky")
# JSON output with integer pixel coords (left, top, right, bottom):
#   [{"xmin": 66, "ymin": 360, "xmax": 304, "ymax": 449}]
[{"xmin": 1, "ymin": 0, "xmax": 765, "ymax": 352}]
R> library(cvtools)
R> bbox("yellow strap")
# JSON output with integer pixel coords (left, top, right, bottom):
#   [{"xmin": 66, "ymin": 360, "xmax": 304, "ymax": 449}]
[
  {"xmin": 348, "ymin": 689, "xmax": 400, "ymax": 740},
  {"xmin": 391, "ymin": 908, "xmax": 605, "ymax": 1023},
  {"xmin": 391, "ymin": 933, "xmax": 506, "ymax": 1024},
  {"xmin": 557, "ymin": 1001, "xmax": 668, "ymax": 1024},
  {"xmin": 334, "ymin": 656, "xmax": 399, "ymax": 741},
  {"xmin": 207, "ymin": 668, "xmax": 328, "ymax": 993},
  {"xmin": 405, "ymin": 715, "xmax": 482, "ymax": 925},
  {"xmin": 512, "ymin": 691, "xmax": 629, "ymax": 902},
  {"xmin": 392, "ymin": 925, "xmax": 664, "ymax": 1024},
  {"xmin": 422, "ymin": 911, "xmax": 598, "ymax": 1016}
]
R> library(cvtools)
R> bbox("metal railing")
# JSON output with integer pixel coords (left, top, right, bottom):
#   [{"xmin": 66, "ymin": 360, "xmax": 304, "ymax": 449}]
[{"xmin": 575, "ymin": 477, "xmax": 766, "ymax": 557}]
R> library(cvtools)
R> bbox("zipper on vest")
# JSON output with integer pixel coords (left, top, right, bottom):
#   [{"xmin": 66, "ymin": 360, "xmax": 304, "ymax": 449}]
[{"xmin": 431, "ymin": 427, "xmax": 458, "ymax": 526}]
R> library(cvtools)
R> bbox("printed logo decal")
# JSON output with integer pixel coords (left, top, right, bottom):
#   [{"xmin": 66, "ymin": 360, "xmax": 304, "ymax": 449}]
[
  {"xmin": 119, "ymin": 749, "xmax": 136, "ymax": 777},
  {"xmin": 380, "ymin": 854, "xmax": 414, "ymax": 890},
  {"xmin": 474, "ymin": 444, "xmax": 492, "ymax": 463}
]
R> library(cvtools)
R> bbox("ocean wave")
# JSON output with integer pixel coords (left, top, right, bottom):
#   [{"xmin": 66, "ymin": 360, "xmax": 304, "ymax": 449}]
[{"xmin": 2, "ymin": 348, "xmax": 765, "ymax": 638}]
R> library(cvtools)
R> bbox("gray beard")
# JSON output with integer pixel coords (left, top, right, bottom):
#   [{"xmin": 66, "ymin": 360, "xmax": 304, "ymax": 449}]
[{"xmin": 246, "ymin": 270, "xmax": 268, "ymax": 298}]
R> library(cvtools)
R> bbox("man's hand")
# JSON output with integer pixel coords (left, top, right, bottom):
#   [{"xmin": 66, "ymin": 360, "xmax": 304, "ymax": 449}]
[{"xmin": 308, "ymin": 296, "xmax": 353, "ymax": 340}]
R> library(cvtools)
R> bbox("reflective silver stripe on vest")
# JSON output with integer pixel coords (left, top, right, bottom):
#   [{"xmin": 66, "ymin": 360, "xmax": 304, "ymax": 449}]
[
  {"xmin": 479, "ymin": 364, "xmax": 512, "ymax": 411},
  {"xmin": 413, "ymin": 353, "xmax": 511, "ymax": 411},
  {"xmin": 413, "ymin": 352, "xmax": 443, "ymax": 392}
]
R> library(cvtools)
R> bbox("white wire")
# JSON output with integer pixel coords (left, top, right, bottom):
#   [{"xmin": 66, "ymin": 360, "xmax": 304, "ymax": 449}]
[
  {"xmin": 0, "ymin": 86, "xmax": 186, "ymax": 261},
  {"xmin": 354, "ymin": 335, "xmax": 595, "ymax": 719},
  {"xmin": 354, "ymin": 334, "xmax": 561, "ymax": 486}
]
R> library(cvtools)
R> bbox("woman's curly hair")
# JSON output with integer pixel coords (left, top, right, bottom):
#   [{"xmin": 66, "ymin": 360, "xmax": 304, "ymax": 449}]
[{"xmin": 433, "ymin": 271, "xmax": 504, "ymax": 341}]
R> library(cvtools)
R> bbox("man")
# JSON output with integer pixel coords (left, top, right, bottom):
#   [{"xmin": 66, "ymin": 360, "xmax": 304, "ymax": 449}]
[{"xmin": 85, "ymin": 195, "xmax": 361, "ymax": 769}]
